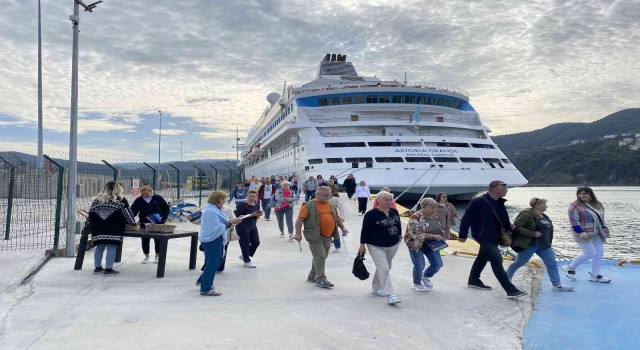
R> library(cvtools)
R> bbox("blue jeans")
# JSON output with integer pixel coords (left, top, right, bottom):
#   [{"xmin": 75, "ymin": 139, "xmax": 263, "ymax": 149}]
[
  {"xmin": 94, "ymin": 244, "xmax": 117, "ymax": 269},
  {"xmin": 275, "ymin": 206, "xmax": 294, "ymax": 234},
  {"xmin": 408, "ymin": 247, "xmax": 443, "ymax": 285},
  {"xmin": 260, "ymin": 199, "xmax": 272, "ymax": 219},
  {"xmin": 507, "ymin": 245, "xmax": 561, "ymax": 286},
  {"xmin": 198, "ymin": 237, "xmax": 224, "ymax": 293}
]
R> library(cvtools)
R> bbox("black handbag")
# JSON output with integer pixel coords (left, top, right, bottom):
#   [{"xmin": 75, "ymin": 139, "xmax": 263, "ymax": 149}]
[{"xmin": 352, "ymin": 252, "xmax": 370, "ymax": 280}]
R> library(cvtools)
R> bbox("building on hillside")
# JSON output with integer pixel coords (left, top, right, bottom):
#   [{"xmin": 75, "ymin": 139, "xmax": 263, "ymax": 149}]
[
  {"xmin": 603, "ymin": 135, "xmax": 618, "ymax": 139},
  {"xmin": 569, "ymin": 139, "xmax": 585, "ymax": 145}
]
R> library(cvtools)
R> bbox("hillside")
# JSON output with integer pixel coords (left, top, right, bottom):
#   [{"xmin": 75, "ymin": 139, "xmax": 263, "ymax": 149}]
[
  {"xmin": 492, "ymin": 108, "xmax": 640, "ymax": 185},
  {"xmin": 493, "ymin": 108, "xmax": 640, "ymax": 153}
]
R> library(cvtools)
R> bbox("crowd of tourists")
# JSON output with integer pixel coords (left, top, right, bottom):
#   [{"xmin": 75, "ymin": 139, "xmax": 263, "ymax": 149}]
[{"xmin": 88, "ymin": 177, "xmax": 609, "ymax": 304}]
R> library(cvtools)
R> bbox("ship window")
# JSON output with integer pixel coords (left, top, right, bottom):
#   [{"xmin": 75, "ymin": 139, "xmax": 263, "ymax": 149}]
[
  {"xmin": 501, "ymin": 158, "xmax": 511, "ymax": 164},
  {"xmin": 459, "ymin": 157, "xmax": 483, "ymax": 163},
  {"xmin": 417, "ymin": 96, "xmax": 426, "ymax": 104},
  {"xmin": 392, "ymin": 96, "xmax": 403, "ymax": 103},
  {"xmin": 436, "ymin": 142, "xmax": 469, "ymax": 147},
  {"xmin": 308, "ymin": 159, "xmax": 323, "ymax": 165},
  {"xmin": 433, "ymin": 157, "xmax": 459, "ymax": 162},
  {"xmin": 375, "ymin": 157, "xmax": 404, "ymax": 162},
  {"xmin": 427, "ymin": 97, "xmax": 435, "ymax": 105},
  {"xmin": 326, "ymin": 158, "xmax": 344, "ymax": 163},
  {"xmin": 404, "ymin": 95, "xmax": 415, "ymax": 104},
  {"xmin": 471, "ymin": 143, "xmax": 495, "ymax": 149},
  {"xmin": 369, "ymin": 142, "xmax": 401, "ymax": 147},
  {"xmin": 436, "ymin": 116, "xmax": 444, "ymax": 122},
  {"xmin": 350, "ymin": 115, "xmax": 359, "ymax": 121},
  {"xmin": 324, "ymin": 142, "xmax": 366, "ymax": 148},
  {"xmin": 341, "ymin": 96, "xmax": 352, "ymax": 104},
  {"xmin": 330, "ymin": 97, "xmax": 340, "ymax": 105},
  {"xmin": 482, "ymin": 158, "xmax": 502, "ymax": 163},
  {"xmin": 345, "ymin": 157, "xmax": 373, "ymax": 163},
  {"xmin": 366, "ymin": 95, "xmax": 378, "ymax": 103},
  {"xmin": 353, "ymin": 95, "xmax": 365, "ymax": 104},
  {"xmin": 405, "ymin": 157, "xmax": 432, "ymax": 162},
  {"xmin": 379, "ymin": 95, "xmax": 390, "ymax": 103}
]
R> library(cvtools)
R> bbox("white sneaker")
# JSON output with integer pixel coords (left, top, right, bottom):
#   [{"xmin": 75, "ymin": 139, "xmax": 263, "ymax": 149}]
[
  {"xmin": 387, "ymin": 294, "xmax": 401, "ymax": 304},
  {"xmin": 588, "ymin": 272, "xmax": 611, "ymax": 283},
  {"xmin": 422, "ymin": 277, "xmax": 433, "ymax": 288},
  {"xmin": 552, "ymin": 285, "xmax": 575, "ymax": 291},
  {"xmin": 142, "ymin": 256, "xmax": 150, "ymax": 264},
  {"xmin": 154, "ymin": 256, "xmax": 159, "ymax": 264},
  {"xmin": 372, "ymin": 289, "xmax": 385, "ymax": 297},
  {"xmin": 288, "ymin": 233, "xmax": 294, "ymax": 240},
  {"xmin": 243, "ymin": 262, "xmax": 256, "ymax": 268},
  {"xmin": 412, "ymin": 283, "xmax": 430, "ymax": 292},
  {"xmin": 279, "ymin": 233, "xmax": 285, "ymax": 238},
  {"xmin": 561, "ymin": 265, "xmax": 577, "ymax": 280},
  {"xmin": 333, "ymin": 248, "xmax": 340, "ymax": 253}
]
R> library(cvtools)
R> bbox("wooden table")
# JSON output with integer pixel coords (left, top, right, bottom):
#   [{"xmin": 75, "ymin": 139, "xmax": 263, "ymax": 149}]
[{"xmin": 74, "ymin": 228, "xmax": 199, "ymax": 278}]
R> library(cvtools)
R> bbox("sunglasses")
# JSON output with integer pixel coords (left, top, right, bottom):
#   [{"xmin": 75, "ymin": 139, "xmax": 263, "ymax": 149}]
[{"xmin": 491, "ymin": 183, "xmax": 507, "ymax": 188}]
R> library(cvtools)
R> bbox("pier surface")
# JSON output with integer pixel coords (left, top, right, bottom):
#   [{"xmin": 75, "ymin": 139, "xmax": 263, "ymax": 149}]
[{"xmin": 2, "ymin": 195, "xmax": 539, "ymax": 349}]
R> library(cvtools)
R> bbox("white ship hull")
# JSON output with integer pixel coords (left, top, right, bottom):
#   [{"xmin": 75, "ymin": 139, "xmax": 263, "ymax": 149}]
[{"xmin": 240, "ymin": 54, "xmax": 527, "ymax": 200}]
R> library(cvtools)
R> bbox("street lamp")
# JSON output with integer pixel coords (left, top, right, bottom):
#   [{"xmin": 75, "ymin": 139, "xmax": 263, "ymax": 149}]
[
  {"xmin": 157, "ymin": 110, "xmax": 162, "ymax": 189},
  {"xmin": 65, "ymin": 0, "xmax": 102, "ymax": 258},
  {"xmin": 180, "ymin": 141, "xmax": 183, "ymax": 162}
]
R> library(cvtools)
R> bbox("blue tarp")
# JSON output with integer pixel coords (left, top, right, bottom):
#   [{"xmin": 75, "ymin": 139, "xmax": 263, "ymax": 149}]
[{"xmin": 524, "ymin": 261, "xmax": 639, "ymax": 349}]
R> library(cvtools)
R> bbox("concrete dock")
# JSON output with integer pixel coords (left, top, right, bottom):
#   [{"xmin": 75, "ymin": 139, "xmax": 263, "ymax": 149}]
[{"xmin": 1, "ymin": 196, "xmax": 537, "ymax": 349}]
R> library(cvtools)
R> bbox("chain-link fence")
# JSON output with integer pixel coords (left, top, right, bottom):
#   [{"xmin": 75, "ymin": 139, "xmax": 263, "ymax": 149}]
[{"xmin": 0, "ymin": 152, "xmax": 243, "ymax": 252}]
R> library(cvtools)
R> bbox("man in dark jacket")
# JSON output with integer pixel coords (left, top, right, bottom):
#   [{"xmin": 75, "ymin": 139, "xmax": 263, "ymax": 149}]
[{"xmin": 459, "ymin": 180, "xmax": 527, "ymax": 299}]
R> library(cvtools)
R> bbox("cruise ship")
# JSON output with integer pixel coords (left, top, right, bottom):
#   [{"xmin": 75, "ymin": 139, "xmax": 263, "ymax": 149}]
[{"xmin": 240, "ymin": 54, "xmax": 528, "ymax": 200}]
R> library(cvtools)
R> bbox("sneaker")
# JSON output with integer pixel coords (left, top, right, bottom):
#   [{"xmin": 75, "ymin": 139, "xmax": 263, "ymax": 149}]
[
  {"xmin": 315, "ymin": 280, "xmax": 334, "ymax": 289},
  {"xmin": 552, "ymin": 285, "xmax": 575, "ymax": 291},
  {"xmin": 562, "ymin": 265, "xmax": 577, "ymax": 280},
  {"xmin": 200, "ymin": 289, "xmax": 222, "ymax": 296},
  {"xmin": 333, "ymin": 248, "xmax": 340, "ymax": 253},
  {"xmin": 588, "ymin": 272, "xmax": 611, "ymax": 283},
  {"xmin": 243, "ymin": 262, "xmax": 256, "ymax": 268},
  {"xmin": 372, "ymin": 289, "xmax": 385, "ymax": 297},
  {"xmin": 387, "ymin": 294, "xmax": 401, "ymax": 304},
  {"xmin": 142, "ymin": 256, "xmax": 150, "ymax": 264},
  {"xmin": 93, "ymin": 267, "xmax": 104, "ymax": 275},
  {"xmin": 103, "ymin": 269, "xmax": 120, "ymax": 276},
  {"xmin": 265, "ymin": 218, "xmax": 270, "ymax": 221},
  {"xmin": 467, "ymin": 281, "xmax": 492, "ymax": 290},
  {"xmin": 507, "ymin": 290, "xmax": 527, "ymax": 299},
  {"xmin": 289, "ymin": 233, "xmax": 294, "ymax": 240},
  {"xmin": 412, "ymin": 283, "xmax": 430, "ymax": 292},
  {"xmin": 279, "ymin": 233, "xmax": 285, "ymax": 238},
  {"xmin": 307, "ymin": 275, "xmax": 316, "ymax": 283},
  {"xmin": 422, "ymin": 277, "xmax": 433, "ymax": 288},
  {"xmin": 239, "ymin": 255, "xmax": 244, "ymax": 261},
  {"xmin": 154, "ymin": 256, "xmax": 159, "ymax": 264}
]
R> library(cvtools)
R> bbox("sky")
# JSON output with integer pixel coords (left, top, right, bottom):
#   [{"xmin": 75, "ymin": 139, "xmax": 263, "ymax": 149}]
[{"xmin": 1, "ymin": 0, "xmax": 638, "ymax": 162}]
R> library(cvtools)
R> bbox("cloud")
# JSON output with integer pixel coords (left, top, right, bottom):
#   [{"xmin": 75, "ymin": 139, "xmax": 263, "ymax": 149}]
[
  {"xmin": 152, "ymin": 129, "xmax": 187, "ymax": 136},
  {"xmin": 0, "ymin": 0, "xmax": 639, "ymax": 161}
]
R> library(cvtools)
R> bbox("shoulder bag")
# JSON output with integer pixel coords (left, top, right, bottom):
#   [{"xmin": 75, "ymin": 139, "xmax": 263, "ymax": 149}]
[{"xmin": 482, "ymin": 197, "xmax": 512, "ymax": 247}]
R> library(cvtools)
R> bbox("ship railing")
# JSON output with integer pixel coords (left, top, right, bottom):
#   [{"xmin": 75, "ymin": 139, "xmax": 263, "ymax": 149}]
[
  {"xmin": 292, "ymin": 82, "xmax": 469, "ymax": 97},
  {"xmin": 308, "ymin": 114, "xmax": 480, "ymax": 126},
  {"xmin": 319, "ymin": 130, "xmax": 485, "ymax": 138}
]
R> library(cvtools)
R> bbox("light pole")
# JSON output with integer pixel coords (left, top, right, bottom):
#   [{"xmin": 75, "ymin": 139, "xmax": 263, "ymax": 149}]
[
  {"xmin": 37, "ymin": 0, "xmax": 43, "ymax": 168},
  {"xmin": 180, "ymin": 141, "xmax": 183, "ymax": 162},
  {"xmin": 66, "ymin": 0, "xmax": 102, "ymax": 257},
  {"xmin": 157, "ymin": 110, "xmax": 162, "ymax": 189}
]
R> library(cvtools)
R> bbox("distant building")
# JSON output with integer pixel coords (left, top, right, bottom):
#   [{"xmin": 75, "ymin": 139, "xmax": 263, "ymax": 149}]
[
  {"xmin": 569, "ymin": 139, "xmax": 585, "ymax": 145},
  {"xmin": 630, "ymin": 145, "xmax": 640, "ymax": 151},
  {"xmin": 603, "ymin": 135, "xmax": 618, "ymax": 139},
  {"xmin": 621, "ymin": 133, "xmax": 631, "ymax": 137}
]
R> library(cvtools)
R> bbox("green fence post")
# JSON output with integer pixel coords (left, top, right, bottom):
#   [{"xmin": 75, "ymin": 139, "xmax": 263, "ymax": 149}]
[
  {"xmin": 168, "ymin": 164, "xmax": 180, "ymax": 200},
  {"xmin": 224, "ymin": 165, "xmax": 233, "ymax": 194},
  {"xmin": 209, "ymin": 165, "xmax": 218, "ymax": 190},
  {"xmin": 193, "ymin": 165, "xmax": 205, "ymax": 207},
  {"xmin": 44, "ymin": 155, "xmax": 65, "ymax": 250},
  {"xmin": 142, "ymin": 162, "xmax": 157, "ymax": 188},
  {"xmin": 102, "ymin": 160, "xmax": 118, "ymax": 181},
  {"xmin": 0, "ymin": 156, "xmax": 15, "ymax": 240}
]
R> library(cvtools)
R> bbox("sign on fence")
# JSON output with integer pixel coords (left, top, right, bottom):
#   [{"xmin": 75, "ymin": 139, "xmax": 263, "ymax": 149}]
[{"xmin": 131, "ymin": 178, "xmax": 140, "ymax": 196}]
